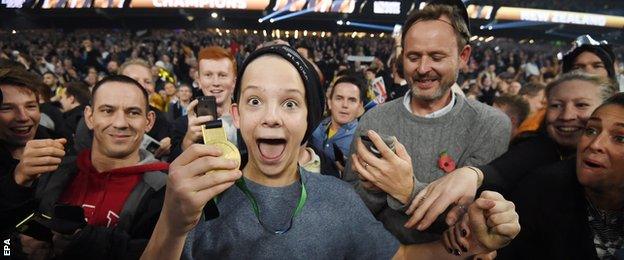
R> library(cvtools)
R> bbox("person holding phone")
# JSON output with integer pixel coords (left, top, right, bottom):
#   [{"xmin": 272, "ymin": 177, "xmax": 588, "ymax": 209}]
[
  {"xmin": 169, "ymin": 46, "xmax": 239, "ymax": 162},
  {"xmin": 342, "ymin": 1, "xmax": 511, "ymax": 247},
  {"xmin": 310, "ymin": 74, "xmax": 366, "ymax": 178}
]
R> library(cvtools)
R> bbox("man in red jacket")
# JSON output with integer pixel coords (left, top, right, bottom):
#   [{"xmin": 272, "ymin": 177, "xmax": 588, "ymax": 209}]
[{"xmin": 5, "ymin": 75, "xmax": 169, "ymax": 259}]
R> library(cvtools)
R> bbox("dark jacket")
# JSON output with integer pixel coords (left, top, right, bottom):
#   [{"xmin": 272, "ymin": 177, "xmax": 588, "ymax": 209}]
[
  {"xmin": 498, "ymin": 159, "xmax": 598, "ymax": 259},
  {"xmin": 39, "ymin": 102, "xmax": 71, "ymax": 140},
  {"xmin": 165, "ymin": 101, "xmax": 186, "ymax": 123},
  {"xmin": 0, "ymin": 127, "xmax": 53, "ymax": 241},
  {"xmin": 0, "ymin": 149, "xmax": 167, "ymax": 260},
  {"xmin": 62, "ymin": 105, "xmax": 86, "ymax": 137},
  {"xmin": 479, "ymin": 132, "xmax": 574, "ymax": 197}
]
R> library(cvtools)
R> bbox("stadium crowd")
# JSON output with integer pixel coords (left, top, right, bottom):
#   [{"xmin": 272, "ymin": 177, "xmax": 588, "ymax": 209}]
[{"xmin": 1, "ymin": 0, "xmax": 623, "ymax": 259}]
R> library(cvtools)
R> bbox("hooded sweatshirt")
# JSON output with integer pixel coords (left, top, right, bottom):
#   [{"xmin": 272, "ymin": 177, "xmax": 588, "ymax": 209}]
[{"xmin": 58, "ymin": 149, "xmax": 168, "ymax": 228}]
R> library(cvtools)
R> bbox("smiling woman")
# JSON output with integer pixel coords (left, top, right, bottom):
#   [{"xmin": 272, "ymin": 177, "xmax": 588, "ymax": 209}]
[{"xmin": 499, "ymin": 92, "xmax": 624, "ymax": 259}]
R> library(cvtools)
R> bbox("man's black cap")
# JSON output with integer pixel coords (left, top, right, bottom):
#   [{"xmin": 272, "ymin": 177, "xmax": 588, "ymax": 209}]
[{"xmin": 428, "ymin": 0, "xmax": 470, "ymax": 31}]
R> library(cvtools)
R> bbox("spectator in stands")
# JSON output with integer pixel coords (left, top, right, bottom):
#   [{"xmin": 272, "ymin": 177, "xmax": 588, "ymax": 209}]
[
  {"xmin": 36, "ymin": 74, "xmax": 68, "ymax": 140},
  {"xmin": 405, "ymin": 72, "xmax": 619, "ymax": 233},
  {"xmin": 162, "ymin": 81, "xmax": 178, "ymax": 111},
  {"xmin": 516, "ymin": 82, "xmax": 546, "ymax": 134},
  {"xmin": 498, "ymin": 93, "xmax": 624, "ymax": 259},
  {"xmin": 0, "ymin": 67, "xmax": 51, "ymax": 186},
  {"xmin": 493, "ymin": 94, "xmax": 530, "ymax": 139},
  {"xmin": 42, "ymin": 71, "xmax": 63, "ymax": 102},
  {"xmin": 387, "ymin": 57, "xmax": 409, "ymax": 101},
  {"xmin": 106, "ymin": 60, "xmax": 119, "ymax": 76},
  {"xmin": 3, "ymin": 75, "xmax": 168, "ymax": 259},
  {"xmin": 311, "ymin": 74, "xmax": 366, "ymax": 178},
  {"xmin": 119, "ymin": 59, "xmax": 171, "ymax": 157},
  {"xmin": 508, "ymin": 81, "xmax": 522, "ymax": 95},
  {"xmin": 166, "ymin": 83, "xmax": 192, "ymax": 122},
  {"xmin": 59, "ymin": 81, "xmax": 90, "ymax": 135},
  {"xmin": 343, "ymin": 2, "xmax": 511, "ymax": 245},
  {"xmin": 561, "ymin": 35, "xmax": 617, "ymax": 83},
  {"xmin": 169, "ymin": 46, "xmax": 239, "ymax": 161}
]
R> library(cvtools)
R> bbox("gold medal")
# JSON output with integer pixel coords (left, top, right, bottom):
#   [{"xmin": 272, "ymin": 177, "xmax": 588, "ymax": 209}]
[{"xmin": 201, "ymin": 122, "xmax": 241, "ymax": 172}]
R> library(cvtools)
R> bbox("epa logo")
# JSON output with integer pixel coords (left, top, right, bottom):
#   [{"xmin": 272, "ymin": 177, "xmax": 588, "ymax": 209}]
[{"xmin": 3, "ymin": 239, "xmax": 9, "ymax": 256}]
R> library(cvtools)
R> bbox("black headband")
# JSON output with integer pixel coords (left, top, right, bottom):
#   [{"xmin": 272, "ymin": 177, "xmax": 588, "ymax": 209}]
[{"xmin": 233, "ymin": 44, "xmax": 323, "ymax": 145}]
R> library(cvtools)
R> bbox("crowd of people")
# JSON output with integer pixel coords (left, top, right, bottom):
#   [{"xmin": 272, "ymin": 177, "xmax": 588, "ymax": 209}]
[{"xmin": 0, "ymin": 0, "xmax": 623, "ymax": 259}]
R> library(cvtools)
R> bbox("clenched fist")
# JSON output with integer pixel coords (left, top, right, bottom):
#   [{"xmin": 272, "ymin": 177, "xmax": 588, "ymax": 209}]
[{"xmin": 14, "ymin": 138, "xmax": 66, "ymax": 186}]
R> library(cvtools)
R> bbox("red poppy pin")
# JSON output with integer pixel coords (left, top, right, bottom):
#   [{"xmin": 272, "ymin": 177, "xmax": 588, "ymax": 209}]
[{"xmin": 438, "ymin": 151, "xmax": 456, "ymax": 173}]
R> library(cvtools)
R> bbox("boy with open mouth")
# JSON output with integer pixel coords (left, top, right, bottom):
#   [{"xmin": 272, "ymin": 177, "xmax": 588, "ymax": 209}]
[{"xmin": 141, "ymin": 45, "xmax": 520, "ymax": 259}]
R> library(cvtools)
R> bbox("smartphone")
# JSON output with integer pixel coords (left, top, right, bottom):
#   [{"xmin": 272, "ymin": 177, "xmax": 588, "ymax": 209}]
[
  {"xmin": 141, "ymin": 134, "xmax": 161, "ymax": 154},
  {"xmin": 15, "ymin": 213, "xmax": 53, "ymax": 242},
  {"xmin": 195, "ymin": 96, "xmax": 217, "ymax": 119},
  {"xmin": 332, "ymin": 143, "xmax": 346, "ymax": 166},
  {"xmin": 48, "ymin": 204, "xmax": 87, "ymax": 234},
  {"xmin": 360, "ymin": 133, "xmax": 396, "ymax": 158}
]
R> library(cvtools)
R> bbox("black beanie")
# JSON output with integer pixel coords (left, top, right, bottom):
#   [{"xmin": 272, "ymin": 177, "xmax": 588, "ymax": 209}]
[{"xmin": 562, "ymin": 44, "xmax": 616, "ymax": 80}]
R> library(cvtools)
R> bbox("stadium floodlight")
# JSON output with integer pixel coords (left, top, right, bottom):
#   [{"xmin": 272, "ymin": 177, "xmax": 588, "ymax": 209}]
[
  {"xmin": 258, "ymin": 2, "xmax": 293, "ymax": 23},
  {"xmin": 344, "ymin": 21, "xmax": 394, "ymax": 32},
  {"xmin": 488, "ymin": 21, "xmax": 549, "ymax": 30},
  {"xmin": 270, "ymin": 8, "xmax": 314, "ymax": 23},
  {"xmin": 337, "ymin": 20, "xmax": 344, "ymax": 25},
  {"xmin": 211, "ymin": 12, "xmax": 218, "ymax": 19}
]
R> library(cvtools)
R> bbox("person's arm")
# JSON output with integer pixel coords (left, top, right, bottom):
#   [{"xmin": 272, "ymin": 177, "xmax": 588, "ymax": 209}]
[
  {"xmin": 141, "ymin": 144, "xmax": 241, "ymax": 260},
  {"xmin": 403, "ymin": 111, "xmax": 511, "ymax": 229},
  {"xmin": 394, "ymin": 240, "xmax": 463, "ymax": 259},
  {"xmin": 399, "ymin": 191, "xmax": 520, "ymax": 259}
]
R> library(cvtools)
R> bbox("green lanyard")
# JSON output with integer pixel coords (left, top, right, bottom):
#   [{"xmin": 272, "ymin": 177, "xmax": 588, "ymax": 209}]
[{"xmin": 235, "ymin": 175, "xmax": 307, "ymax": 234}]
